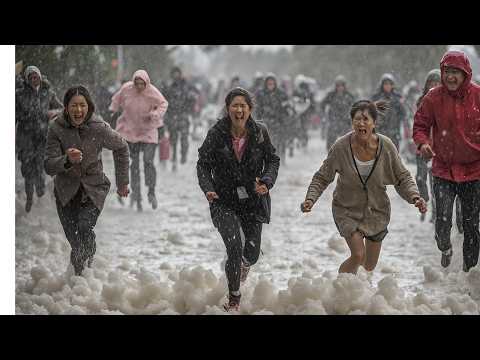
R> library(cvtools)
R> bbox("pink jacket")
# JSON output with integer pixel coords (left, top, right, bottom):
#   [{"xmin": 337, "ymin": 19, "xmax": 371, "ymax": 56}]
[{"xmin": 110, "ymin": 70, "xmax": 168, "ymax": 144}]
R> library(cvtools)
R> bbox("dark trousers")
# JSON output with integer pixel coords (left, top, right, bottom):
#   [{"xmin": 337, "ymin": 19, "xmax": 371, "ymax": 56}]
[
  {"xmin": 128, "ymin": 142, "xmax": 157, "ymax": 201},
  {"xmin": 433, "ymin": 177, "xmax": 480, "ymax": 271},
  {"xmin": 20, "ymin": 151, "xmax": 45, "ymax": 199},
  {"xmin": 212, "ymin": 203, "xmax": 263, "ymax": 293},
  {"xmin": 416, "ymin": 154, "xmax": 430, "ymax": 203},
  {"xmin": 169, "ymin": 115, "xmax": 189, "ymax": 163},
  {"xmin": 55, "ymin": 188, "xmax": 101, "ymax": 275}
]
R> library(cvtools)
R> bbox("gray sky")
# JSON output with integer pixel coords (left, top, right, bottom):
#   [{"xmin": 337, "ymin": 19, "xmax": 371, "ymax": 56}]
[{"xmin": 240, "ymin": 45, "xmax": 293, "ymax": 52}]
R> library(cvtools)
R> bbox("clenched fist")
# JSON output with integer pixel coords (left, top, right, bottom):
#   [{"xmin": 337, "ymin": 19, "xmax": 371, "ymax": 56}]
[
  {"xmin": 301, "ymin": 199, "xmax": 314, "ymax": 213},
  {"xmin": 67, "ymin": 148, "xmax": 83, "ymax": 164}
]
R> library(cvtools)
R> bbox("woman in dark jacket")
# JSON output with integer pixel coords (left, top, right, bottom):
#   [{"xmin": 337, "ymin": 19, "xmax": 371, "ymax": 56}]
[
  {"xmin": 197, "ymin": 87, "xmax": 280, "ymax": 312},
  {"xmin": 45, "ymin": 86, "xmax": 130, "ymax": 276}
]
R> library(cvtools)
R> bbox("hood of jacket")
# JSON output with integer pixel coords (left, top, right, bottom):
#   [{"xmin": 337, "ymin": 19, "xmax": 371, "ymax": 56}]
[{"xmin": 440, "ymin": 50, "xmax": 473, "ymax": 99}]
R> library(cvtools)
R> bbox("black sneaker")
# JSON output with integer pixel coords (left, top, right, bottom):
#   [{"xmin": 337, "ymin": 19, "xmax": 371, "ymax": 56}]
[
  {"xmin": 36, "ymin": 187, "xmax": 45, "ymax": 198},
  {"xmin": 25, "ymin": 197, "xmax": 33, "ymax": 213},
  {"xmin": 223, "ymin": 293, "xmax": 241, "ymax": 312},
  {"xmin": 87, "ymin": 256, "xmax": 94, "ymax": 268},
  {"xmin": 148, "ymin": 191, "xmax": 158, "ymax": 210},
  {"xmin": 441, "ymin": 248, "xmax": 453, "ymax": 268}
]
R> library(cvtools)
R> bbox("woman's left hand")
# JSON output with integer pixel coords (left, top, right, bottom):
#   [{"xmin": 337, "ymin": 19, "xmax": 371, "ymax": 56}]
[
  {"xmin": 414, "ymin": 197, "xmax": 427, "ymax": 213},
  {"xmin": 255, "ymin": 177, "xmax": 269, "ymax": 195}
]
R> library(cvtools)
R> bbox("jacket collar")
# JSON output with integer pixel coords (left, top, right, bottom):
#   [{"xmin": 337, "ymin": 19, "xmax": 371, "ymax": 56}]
[
  {"xmin": 215, "ymin": 116, "xmax": 264, "ymax": 144},
  {"xmin": 56, "ymin": 113, "xmax": 101, "ymax": 129}
]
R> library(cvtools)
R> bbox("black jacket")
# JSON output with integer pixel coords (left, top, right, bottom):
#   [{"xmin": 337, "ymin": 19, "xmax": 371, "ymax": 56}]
[
  {"xmin": 163, "ymin": 78, "xmax": 197, "ymax": 118},
  {"xmin": 371, "ymin": 90, "xmax": 406, "ymax": 140},
  {"xmin": 255, "ymin": 87, "xmax": 290, "ymax": 122},
  {"xmin": 320, "ymin": 90, "xmax": 356, "ymax": 137},
  {"xmin": 197, "ymin": 116, "xmax": 280, "ymax": 223}
]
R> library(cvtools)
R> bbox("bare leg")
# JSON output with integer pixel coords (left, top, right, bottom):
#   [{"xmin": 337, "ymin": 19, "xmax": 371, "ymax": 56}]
[
  {"xmin": 339, "ymin": 231, "xmax": 366, "ymax": 274},
  {"xmin": 363, "ymin": 239, "xmax": 383, "ymax": 272}
]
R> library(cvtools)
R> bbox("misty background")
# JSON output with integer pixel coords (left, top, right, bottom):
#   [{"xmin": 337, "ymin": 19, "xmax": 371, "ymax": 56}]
[{"xmin": 15, "ymin": 45, "xmax": 480, "ymax": 103}]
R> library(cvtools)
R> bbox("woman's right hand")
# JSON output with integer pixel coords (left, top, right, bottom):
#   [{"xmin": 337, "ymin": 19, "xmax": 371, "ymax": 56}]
[
  {"xmin": 301, "ymin": 200, "xmax": 314, "ymax": 213},
  {"xmin": 206, "ymin": 192, "xmax": 219, "ymax": 203},
  {"xmin": 66, "ymin": 148, "xmax": 82, "ymax": 164},
  {"xmin": 419, "ymin": 144, "xmax": 435, "ymax": 160}
]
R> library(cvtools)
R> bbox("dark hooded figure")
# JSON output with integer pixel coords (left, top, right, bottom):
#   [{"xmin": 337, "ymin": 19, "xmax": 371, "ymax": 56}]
[
  {"xmin": 163, "ymin": 66, "xmax": 197, "ymax": 171},
  {"xmin": 415, "ymin": 69, "xmax": 441, "ymax": 223},
  {"xmin": 414, "ymin": 50, "xmax": 480, "ymax": 272},
  {"xmin": 291, "ymin": 79, "xmax": 316, "ymax": 150},
  {"xmin": 16, "ymin": 65, "xmax": 63, "ymax": 212},
  {"xmin": 255, "ymin": 73, "xmax": 291, "ymax": 162},
  {"xmin": 319, "ymin": 75, "xmax": 356, "ymax": 150},
  {"xmin": 371, "ymin": 73, "xmax": 407, "ymax": 150},
  {"xmin": 45, "ymin": 85, "xmax": 130, "ymax": 276},
  {"xmin": 197, "ymin": 87, "xmax": 280, "ymax": 312},
  {"xmin": 249, "ymin": 71, "xmax": 264, "ymax": 95}
]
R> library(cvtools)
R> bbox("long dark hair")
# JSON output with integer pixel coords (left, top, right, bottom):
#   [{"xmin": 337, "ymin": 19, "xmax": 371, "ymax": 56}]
[
  {"xmin": 222, "ymin": 87, "xmax": 255, "ymax": 118},
  {"xmin": 63, "ymin": 85, "xmax": 96, "ymax": 121},
  {"xmin": 225, "ymin": 87, "xmax": 254, "ymax": 109}
]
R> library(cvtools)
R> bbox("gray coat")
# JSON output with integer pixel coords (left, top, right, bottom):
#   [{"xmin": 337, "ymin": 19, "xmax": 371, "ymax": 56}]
[{"xmin": 45, "ymin": 113, "xmax": 130, "ymax": 211}]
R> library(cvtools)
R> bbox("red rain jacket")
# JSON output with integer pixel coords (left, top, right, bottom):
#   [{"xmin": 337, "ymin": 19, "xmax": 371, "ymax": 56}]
[{"xmin": 413, "ymin": 51, "xmax": 480, "ymax": 182}]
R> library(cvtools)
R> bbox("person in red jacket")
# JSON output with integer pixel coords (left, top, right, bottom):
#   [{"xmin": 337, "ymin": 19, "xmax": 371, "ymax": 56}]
[{"xmin": 413, "ymin": 50, "xmax": 480, "ymax": 272}]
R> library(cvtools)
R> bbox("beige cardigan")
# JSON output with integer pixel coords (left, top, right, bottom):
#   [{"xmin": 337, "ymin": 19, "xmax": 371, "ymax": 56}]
[{"xmin": 305, "ymin": 132, "xmax": 420, "ymax": 238}]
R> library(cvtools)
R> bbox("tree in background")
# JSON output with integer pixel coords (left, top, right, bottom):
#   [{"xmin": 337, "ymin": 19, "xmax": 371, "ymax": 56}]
[{"xmin": 15, "ymin": 45, "xmax": 175, "ymax": 98}]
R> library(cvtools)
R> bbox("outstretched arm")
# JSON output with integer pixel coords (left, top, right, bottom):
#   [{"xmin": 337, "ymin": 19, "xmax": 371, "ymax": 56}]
[
  {"xmin": 304, "ymin": 143, "xmax": 338, "ymax": 205},
  {"xmin": 259, "ymin": 125, "xmax": 280, "ymax": 189},
  {"xmin": 102, "ymin": 123, "xmax": 130, "ymax": 190},
  {"xmin": 197, "ymin": 129, "xmax": 217, "ymax": 195},
  {"xmin": 413, "ymin": 95, "xmax": 434, "ymax": 148},
  {"xmin": 391, "ymin": 143, "xmax": 421, "ymax": 204}
]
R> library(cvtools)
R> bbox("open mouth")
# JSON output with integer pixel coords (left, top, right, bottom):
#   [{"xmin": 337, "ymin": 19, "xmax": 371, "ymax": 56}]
[{"xmin": 358, "ymin": 129, "xmax": 367, "ymax": 135}]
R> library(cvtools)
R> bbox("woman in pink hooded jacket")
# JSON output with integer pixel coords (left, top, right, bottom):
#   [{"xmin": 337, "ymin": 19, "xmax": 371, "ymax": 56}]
[{"xmin": 110, "ymin": 70, "xmax": 168, "ymax": 211}]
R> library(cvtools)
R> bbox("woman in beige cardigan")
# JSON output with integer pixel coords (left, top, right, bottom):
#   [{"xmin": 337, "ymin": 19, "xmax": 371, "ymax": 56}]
[{"xmin": 301, "ymin": 100, "xmax": 427, "ymax": 274}]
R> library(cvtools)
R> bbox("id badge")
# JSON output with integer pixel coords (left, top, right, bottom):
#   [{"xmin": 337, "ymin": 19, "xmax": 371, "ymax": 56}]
[{"xmin": 236, "ymin": 186, "xmax": 249, "ymax": 200}]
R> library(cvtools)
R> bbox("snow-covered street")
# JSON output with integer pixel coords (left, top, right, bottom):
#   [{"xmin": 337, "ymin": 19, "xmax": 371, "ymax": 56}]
[{"xmin": 15, "ymin": 129, "xmax": 480, "ymax": 315}]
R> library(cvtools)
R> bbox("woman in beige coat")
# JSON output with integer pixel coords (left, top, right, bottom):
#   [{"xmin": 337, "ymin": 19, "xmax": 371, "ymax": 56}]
[{"xmin": 301, "ymin": 100, "xmax": 427, "ymax": 274}]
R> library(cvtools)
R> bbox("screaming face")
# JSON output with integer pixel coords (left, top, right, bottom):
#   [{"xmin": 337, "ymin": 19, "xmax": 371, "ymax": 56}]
[
  {"xmin": 228, "ymin": 96, "xmax": 251, "ymax": 127},
  {"xmin": 68, "ymin": 95, "xmax": 89, "ymax": 127},
  {"xmin": 352, "ymin": 110, "xmax": 375, "ymax": 139}
]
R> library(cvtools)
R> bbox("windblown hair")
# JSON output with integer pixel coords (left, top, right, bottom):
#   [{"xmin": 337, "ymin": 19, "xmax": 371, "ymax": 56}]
[{"xmin": 350, "ymin": 99, "xmax": 389, "ymax": 122}]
